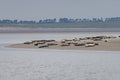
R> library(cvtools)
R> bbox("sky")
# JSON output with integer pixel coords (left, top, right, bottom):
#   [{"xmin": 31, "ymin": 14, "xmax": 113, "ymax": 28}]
[{"xmin": 0, "ymin": 0, "xmax": 120, "ymax": 20}]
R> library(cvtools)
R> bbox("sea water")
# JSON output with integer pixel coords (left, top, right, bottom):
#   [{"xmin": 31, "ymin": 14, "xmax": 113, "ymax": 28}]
[{"xmin": 0, "ymin": 32, "xmax": 120, "ymax": 80}]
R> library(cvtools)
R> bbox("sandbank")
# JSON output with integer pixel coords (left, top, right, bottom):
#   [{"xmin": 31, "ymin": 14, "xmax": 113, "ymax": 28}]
[{"xmin": 7, "ymin": 36, "xmax": 120, "ymax": 51}]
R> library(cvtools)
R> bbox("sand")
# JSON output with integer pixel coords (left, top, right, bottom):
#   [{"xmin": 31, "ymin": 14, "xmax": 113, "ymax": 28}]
[{"xmin": 7, "ymin": 37, "xmax": 120, "ymax": 51}]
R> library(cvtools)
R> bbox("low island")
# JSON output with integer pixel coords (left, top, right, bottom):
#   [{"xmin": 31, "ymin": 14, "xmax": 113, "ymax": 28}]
[{"xmin": 8, "ymin": 36, "xmax": 120, "ymax": 51}]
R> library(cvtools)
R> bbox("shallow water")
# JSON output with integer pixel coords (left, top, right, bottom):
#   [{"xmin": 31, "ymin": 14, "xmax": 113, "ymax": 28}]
[
  {"xmin": 0, "ymin": 32, "xmax": 119, "ymax": 44},
  {"xmin": 0, "ymin": 32, "xmax": 120, "ymax": 80}
]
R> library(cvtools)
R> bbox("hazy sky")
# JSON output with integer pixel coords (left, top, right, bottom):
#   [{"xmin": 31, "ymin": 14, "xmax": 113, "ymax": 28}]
[{"xmin": 0, "ymin": 0, "xmax": 120, "ymax": 20}]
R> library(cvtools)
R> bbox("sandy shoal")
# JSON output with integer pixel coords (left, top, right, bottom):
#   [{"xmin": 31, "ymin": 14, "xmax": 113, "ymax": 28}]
[{"xmin": 7, "ymin": 38, "xmax": 120, "ymax": 51}]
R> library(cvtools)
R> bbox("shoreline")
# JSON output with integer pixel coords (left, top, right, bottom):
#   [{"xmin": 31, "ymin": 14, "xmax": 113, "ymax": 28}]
[
  {"xmin": 7, "ymin": 36, "xmax": 120, "ymax": 51},
  {"xmin": 1, "ymin": 27, "xmax": 120, "ymax": 33},
  {"xmin": 6, "ymin": 46, "xmax": 120, "ymax": 52}
]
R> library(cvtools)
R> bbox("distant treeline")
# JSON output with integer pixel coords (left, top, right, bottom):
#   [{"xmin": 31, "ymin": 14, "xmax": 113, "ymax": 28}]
[{"xmin": 1, "ymin": 17, "xmax": 120, "ymax": 24}]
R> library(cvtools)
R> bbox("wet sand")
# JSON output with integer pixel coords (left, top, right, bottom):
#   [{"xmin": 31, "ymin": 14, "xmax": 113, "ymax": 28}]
[{"xmin": 7, "ymin": 36, "xmax": 120, "ymax": 51}]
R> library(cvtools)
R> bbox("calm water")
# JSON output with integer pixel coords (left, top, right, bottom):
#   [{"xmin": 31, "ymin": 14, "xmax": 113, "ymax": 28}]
[{"xmin": 0, "ymin": 32, "xmax": 120, "ymax": 80}]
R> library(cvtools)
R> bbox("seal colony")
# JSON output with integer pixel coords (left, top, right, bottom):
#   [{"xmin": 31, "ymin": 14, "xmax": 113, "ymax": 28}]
[{"xmin": 8, "ymin": 36, "xmax": 120, "ymax": 51}]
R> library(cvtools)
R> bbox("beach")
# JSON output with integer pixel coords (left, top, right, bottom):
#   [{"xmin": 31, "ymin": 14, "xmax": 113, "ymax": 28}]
[{"xmin": 8, "ymin": 36, "xmax": 120, "ymax": 51}]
